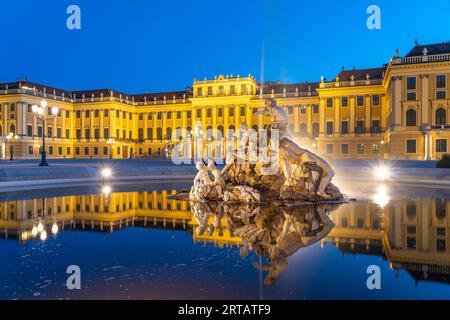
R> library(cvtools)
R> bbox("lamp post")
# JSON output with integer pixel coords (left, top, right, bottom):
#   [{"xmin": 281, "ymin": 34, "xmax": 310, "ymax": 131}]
[
  {"xmin": 6, "ymin": 133, "xmax": 18, "ymax": 161},
  {"xmin": 107, "ymin": 138, "xmax": 115, "ymax": 159},
  {"xmin": 32, "ymin": 100, "xmax": 59, "ymax": 167}
]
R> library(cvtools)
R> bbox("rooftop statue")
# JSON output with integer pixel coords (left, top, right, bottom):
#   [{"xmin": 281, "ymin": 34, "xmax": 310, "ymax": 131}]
[{"xmin": 175, "ymin": 98, "xmax": 344, "ymax": 204}]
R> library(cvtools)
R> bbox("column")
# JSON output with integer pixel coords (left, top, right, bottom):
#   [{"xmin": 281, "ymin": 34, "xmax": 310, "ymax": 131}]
[
  {"xmin": 391, "ymin": 77, "xmax": 402, "ymax": 128},
  {"xmin": 319, "ymin": 99, "xmax": 325, "ymax": 135},
  {"xmin": 334, "ymin": 98, "xmax": 340, "ymax": 134},
  {"xmin": 294, "ymin": 105, "xmax": 300, "ymax": 133},
  {"xmin": 365, "ymin": 95, "xmax": 371, "ymax": 131},
  {"xmin": 350, "ymin": 96, "xmax": 356, "ymax": 133},
  {"xmin": 420, "ymin": 74, "xmax": 430, "ymax": 125},
  {"xmin": 306, "ymin": 105, "xmax": 312, "ymax": 136}
]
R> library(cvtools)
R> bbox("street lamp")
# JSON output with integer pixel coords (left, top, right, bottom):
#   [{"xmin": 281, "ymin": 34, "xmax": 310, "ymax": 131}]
[
  {"xmin": 107, "ymin": 138, "xmax": 115, "ymax": 159},
  {"xmin": 32, "ymin": 100, "xmax": 59, "ymax": 166},
  {"xmin": 6, "ymin": 133, "xmax": 18, "ymax": 161}
]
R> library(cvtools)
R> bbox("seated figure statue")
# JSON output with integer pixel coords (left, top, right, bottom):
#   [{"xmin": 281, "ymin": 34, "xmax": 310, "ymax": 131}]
[
  {"xmin": 189, "ymin": 162, "xmax": 212, "ymax": 202},
  {"xmin": 207, "ymin": 159, "xmax": 225, "ymax": 199}
]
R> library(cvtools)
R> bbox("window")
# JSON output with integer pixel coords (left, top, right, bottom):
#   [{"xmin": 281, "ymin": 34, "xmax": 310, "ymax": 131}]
[
  {"xmin": 58, "ymin": 146, "xmax": 62, "ymax": 155},
  {"xmin": 167, "ymin": 111, "xmax": 171, "ymax": 119},
  {"xmin": 326, "ymin": 122, "xmax": 334, "ymax": 135},
  {"xmin": 230, "ymin": 85, "xmax": 236, "ymax": 95},
  {"xmin": 406, "ymin": 109, "xmax": 417, "ymax": 126},
  {"xmin": 207, "ymin": 87, "xmax": 213, "ymax": 96},
  {"xmin": 326, "ymin": 144, "xmax": 334, "ymax": 154},
  {"xmin": 300, "ymin": 106, "xmax": 306, "ymax": 114},
  {"xmin": 196, "ymin": 109, "xmax": 202, "ymax": 118},
  {"xmin": 406, "ymin": 140, "xmax": 417, "ymax": 154},
  {"xmin": 240, "ymin": 106, "xmax": 246, "ymax": 116},
  {"xmin": 177, "ymin": 111, "xmax": 181, "ymax": 119},
  {"xmin": 341, "ymin": 144, "xmax": 349, "ymax": 154},
  {"xmin": 287, "ymin": 106, "xmax": 293, "ymax": 114},
  {"xmin": 218, "ymin": 86, "xmax": 224, "ymax": 95},
  {"xmin": 85, "ymin": 110, "xmax": 90, "ymax": 118},
  {"xmin": 356, "ymin": 144, "xmax": 365, "ymax": 154},
  {"xmin": 104, "ymin": 128, "xmax": 110, "ymax": 139},
  {"xmin": 94, "ymin": 110, "xmax": 99, "ymax": 117},
  {"xmin": 94, "ymin": 147, "xmax": 99, "ymax": 155},
  {"xmin": 66, "ymin": 110, "xmax": 70, "ymax": 118},
  {"xmin": 436, "ymin": 199, "xmax": 447, "ymax": 218},
  {"xmin": 407, "ymin": 92, "xmax": 417, "ymax": 101},
  {"xmin": 312, "ymin": 123, "xmax": 319, "ymax": 138},
  {"xmin": 312, "ymin": 105, "xmax": 319, "ymax": 113},
  {"xmin": 186, "ymin": 111, "xmax": 191, "ymax": 119},
  {"xmin": 28, "ymin": 146, "xmax": 33, "ymax": 155},
  {"xmin": 157, "ymin": 112, "xmax": 162, "ymax": 120},
  {"xmin": 197, "ymin": 87, "xmax": 202, "ymax": 97},
  {"xmin": 372, "ymin": 95, "xmax": 380, "ymax": 106},
  {"xmin": 229, "ymin": 107, "xmax": 235, "ymax": 117},
  {"xmin": 85, "ymin": 128, "xmax": 90, "ymax": 139},
  {"xmin": 47, "ymin": 127, "xmax": 53, "ymax": 138},
  {"xmin": 341, "ymin": 121, "xmax": 349, "ymax": 134},
  {"xmin": 104, "ymin": 110, "xmax": 109, "ymax": 117},
  {"xmin": 241, "ymin": 84, "xmax": 247, "ymax": 94},
  {"xmin": 437, "ymin": 75, "xmax": 446, "ymax": 88},
  {"xmin": 67, "ymin": 147, "xmax": 71, "ymax": 155},
  {"xmin": 49, "ymin": 146, "xmax": 53, "ymax": 155},
  {"xmin": 139, "ymin": 113, "xmax": 143, "ymax": 120},
  {"xmin": 341, "ymin": 97, "xmax": 348, "ymax": 107},
  {"xmin": 84, "ymin": 147, "xmax": 89, "ymax": 155},
  {"xmin": 66, "ymin": 129, "xmax": 70, "ymax": 139},
  {"xmin": 436, "ymin": 139, "xmax": 447, "ymax": 153},
  {"xmin": 357, "ymin": 96, "xmax": 364, "ymax": 107},
  {"xmin": 76, "ymin": 111, "xmax": 81, "ymax": 118},
  {"xmin": 207, "ymin": 108, "xmax": 212, "ymax": 117},
  {"xmin": 57, "ymin": 127, "xmax": 62, "ymax": 138},
  {"xmin": 75, "ymin": 147, "xmax": 80, "ymax": 155},
  {"xmin": 406, "ymin": 203, "xmax": 416, "ymax": 217},
  {"xmin": 94, "ymin": 128, "xmax": 100, "ymax": 139},
  {"xmin": 327, "ymin": 98, "xmax": 333, "ymax": 108},
  {"xmin": 27, "ymin": 125, "xmax": 33, "ymax": 137},
  {"xmin": 76, "ymin": 129, "xmax": 81, "ymax": 139},
  {"xmin": 437, "ymin": 91, "xmax": 446, "ymax": 100},
  {"xmin": 372, "ymin": 143, "xmax": 380, "ymax": 154},
  {"xmin": 147, "ymin": 113, "xmax": 152, "ymax": 120},
  {"xmin": 407, "ymin": 77, "xmax": 416, "ymax": 90},
  {"xmin": 407, "ymin": 237, "xmax": 416, "ymax": 250},
  {"xmin": 37, "ymin": 126, "xmax": 43, "ymax": 137},
  {"xmin": 437, "ymin": 240, "xmax": 446, "ymax": 252},
  {"xmin": 218, "ymin": 108, "xmax": 223, "ymax": 117}
]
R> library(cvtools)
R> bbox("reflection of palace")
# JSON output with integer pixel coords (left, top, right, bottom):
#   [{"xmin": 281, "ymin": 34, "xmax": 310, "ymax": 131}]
[
  {"xmin": 1, "ymin": 42, "xmax": 450, "ymax": 160},
  {"xmin": 0, "ymin": 193, "xmax": 449, "ymax": 283},
  {"xmin": 327, "ymin": 199, "xmax": 450, "ymax": 283}
]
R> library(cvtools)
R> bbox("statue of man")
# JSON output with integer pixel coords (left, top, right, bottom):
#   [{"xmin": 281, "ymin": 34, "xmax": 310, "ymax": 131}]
[
  {"xmin": 254, "ymin": 99, "xmax": 289, "ymax": 124},
  {"xmin": 207, "ymin": 159, "xmax": 225, "ymax": 198},
  {"xmin": 279, "ymin": 141, "xmax": 335, "ymax": 199}
]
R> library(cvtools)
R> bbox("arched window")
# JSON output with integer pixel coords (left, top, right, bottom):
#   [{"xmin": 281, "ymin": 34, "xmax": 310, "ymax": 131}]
[
  {"xmin": 299, "ymin": 123, "xmax": 307, "ymax": 137},
  {"xmin": 147, "ymin": 127, "xmax": 153, "ymax": 140},
  {"xmin": 156, "ymin": 128, "xmax": 163, "ymax": 141},
  {"xmin": 406, "ymin": 109, "xmax": 417, "ymax": 126},
  {"xmin": 312, "ymin": 123, "xmax": 319, "ymax": 138},
  {"xmin": 228, "ymin": 125, "xmax": 235, "ymax": 138},
  {"xmin": 436, "ymin": 108, "xmax": 446, "ymax": 125},
  {"xmin": 217, "ymin": 126, "xmax": 224, "ymax": 139},
  {"xmin": 9, "ymin": 125, "xmax": 15, "ymax": 135},
  {"xmin": 206, "ymin": 126, "xmax": 213, "ymax": 140},
  {"xmin": 175, "ymin": 127, "xmax": 182, "ymax": 140},
  {"xmin": 166, "ymin": 127, "xmax": 172, "ymax": 140}
]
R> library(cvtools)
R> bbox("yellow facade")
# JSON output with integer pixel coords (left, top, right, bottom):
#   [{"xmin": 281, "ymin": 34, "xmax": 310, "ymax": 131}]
[{"xmin": 1, "ymin": 42, "xmax": 450, "ymax": 160}]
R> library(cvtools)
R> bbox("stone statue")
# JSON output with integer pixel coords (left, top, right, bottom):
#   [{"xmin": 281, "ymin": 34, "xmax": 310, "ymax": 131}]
[{"xmin": 180, "ymin": 98, "xmax": 343, "ymax": 204}]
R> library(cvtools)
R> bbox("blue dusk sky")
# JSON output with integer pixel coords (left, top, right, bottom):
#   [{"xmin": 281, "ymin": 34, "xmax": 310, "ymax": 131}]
[{"xmin": 1, "ymin": 0, "xmax": 450, "ymax": 93}]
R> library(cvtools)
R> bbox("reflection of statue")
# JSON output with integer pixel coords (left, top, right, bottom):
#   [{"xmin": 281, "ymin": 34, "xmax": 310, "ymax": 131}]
[{"xmin": 189, "ymin": 201, "xmax": 337, "ymax": 287}]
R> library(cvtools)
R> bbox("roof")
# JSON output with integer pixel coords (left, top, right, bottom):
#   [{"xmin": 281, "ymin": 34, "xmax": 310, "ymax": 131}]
[
  {"xmin": 260, "ymin": 81, "xmax": 320, "ymax": 95},
  {"xmin": 405, "ymin": 42, "xmax": 450, "ymax": 57},
  {"xmin": 335, "ymin": 67, "xmax": 387, "ymax": 82}
]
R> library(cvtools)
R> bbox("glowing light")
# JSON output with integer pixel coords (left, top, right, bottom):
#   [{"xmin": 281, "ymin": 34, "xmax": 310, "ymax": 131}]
[
  {"xmin": 51, "ymin": 106, "xmax": 59, "ymax": 116},
  {"xmin": 374, "ymin": 165, "xmax": 391, "ymax": 181},
  {"xmin": 51, "ymin": 222, "xmax": 59, "ymax": 235},
  {"xmin": 40, "ymin": 230, "xmax": 47, "ymax": 241},
  {"xmin": 31, "ymin": 226, "xmax": 38, "ymax": 237},
  {"xmin": 373, "ymin": 185, "xmax": 390, "ymax": 208},
  {"xmin": 37, "ymin": 108, "xmax": 44, "ymax": 116},
  {"xmin": 102, "ymin": 185, "xmax": 111, "ymax": 195},
  {"xmin": 37, "ymin": 222, "xmax": 44, "ymax": 232},
  {"xmin": 101, "ymin": 168, "xmax": 112, "ymax": 178},
  {"xmin": 31, "ymin": 104, "xmax": 39, "ymax": 113},
  {"xmin": 40, "ymin": 100, "xmax": 47, "ymax": 108}
]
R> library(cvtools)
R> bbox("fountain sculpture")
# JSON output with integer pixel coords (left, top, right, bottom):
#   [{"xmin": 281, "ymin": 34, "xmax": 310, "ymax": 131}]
[{"xmin": 183, "ymin": 99, "xmax": 344, "ymax": 205}]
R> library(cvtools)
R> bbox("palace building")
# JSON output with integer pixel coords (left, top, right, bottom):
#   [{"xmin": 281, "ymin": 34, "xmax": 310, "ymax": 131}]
[{"xmin": 1, "ymin": 41, "xmax": 450, "ymax": 160}]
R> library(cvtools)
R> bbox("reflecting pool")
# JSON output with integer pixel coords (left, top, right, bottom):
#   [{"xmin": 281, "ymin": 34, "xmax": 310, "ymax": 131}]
[{"xmin": 0, "ymin": 182, "xmax": 450, "ymax": 299}]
